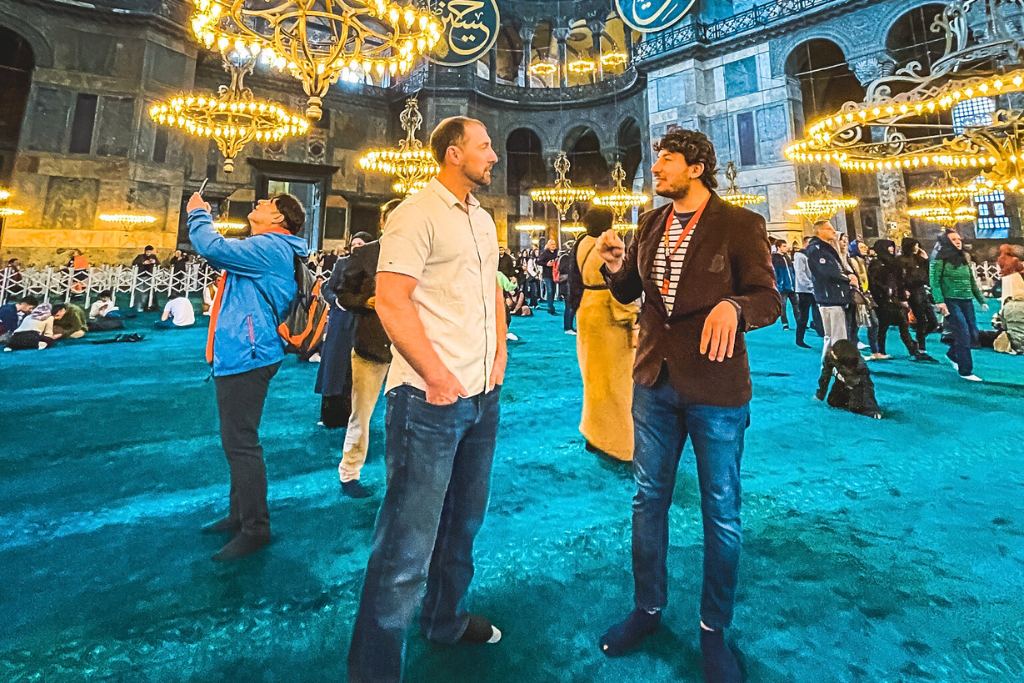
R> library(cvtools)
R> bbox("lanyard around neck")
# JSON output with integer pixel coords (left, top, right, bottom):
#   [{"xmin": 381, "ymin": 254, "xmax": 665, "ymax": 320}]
[{"xmin": 661, "ymin": 196, "xmax": 710, "ymax": 295}]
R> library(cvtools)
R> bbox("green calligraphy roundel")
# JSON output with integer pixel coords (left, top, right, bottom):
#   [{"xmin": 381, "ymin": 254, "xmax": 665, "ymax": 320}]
[
  {"xmin": 615, "ymin": 0, "xmax": 696, "ymax": 34},
  {"xmin": 428, "ymin": 0, "xmax": 501, "ymax": 67}
]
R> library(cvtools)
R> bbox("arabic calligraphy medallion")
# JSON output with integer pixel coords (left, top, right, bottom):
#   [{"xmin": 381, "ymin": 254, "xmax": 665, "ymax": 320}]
[
  {"xmin": 615, "ymin": 0, "xmax": 696, "ymax": 33},
  {"xmin": 429, "ymin": 0, "xmax": 501, "ymax": 67}
]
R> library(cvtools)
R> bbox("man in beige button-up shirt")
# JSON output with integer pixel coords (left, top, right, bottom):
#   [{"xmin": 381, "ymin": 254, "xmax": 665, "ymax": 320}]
[{"xmin": 349, "ymin": 117, "xmax": 508, "ymax": 683}]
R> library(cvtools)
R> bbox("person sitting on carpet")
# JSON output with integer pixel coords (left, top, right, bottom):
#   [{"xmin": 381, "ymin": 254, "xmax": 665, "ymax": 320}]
[
  {"xmin": 52, "ymin": 303, "xmax": 88, "ymax": 339},
  {"xmin": 0, "ymin": 295, "xmax": 38, "ymax": 345},
  {"xmin": 815, "ymin": 340, "xmax": 882, "ymax": 419},
  {"xmin": 155, "ymin": 292, "xmax": 196, "ymax": 329},
  {"xmin": 6, "ymin": 302, "xmax": 57, "ymax": 350},
  {"xmin": 993, "ymin": 249, "xmax": 1024, "ymax": 354},
  {"xmin": 89, "ymin": 290, "xmax": 120, "ymax": 319}
]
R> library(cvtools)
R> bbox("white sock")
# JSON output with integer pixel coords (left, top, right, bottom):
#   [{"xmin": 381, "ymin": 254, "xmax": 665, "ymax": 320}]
[{"xmin": 700, "ymin": 621, "xmax": 716, "ymax": 632}]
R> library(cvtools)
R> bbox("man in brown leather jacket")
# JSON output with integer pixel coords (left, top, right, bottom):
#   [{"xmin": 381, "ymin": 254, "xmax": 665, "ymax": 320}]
[{"xmin": 595, "ymin": 129, "xmax": 780, "ymax": 683}]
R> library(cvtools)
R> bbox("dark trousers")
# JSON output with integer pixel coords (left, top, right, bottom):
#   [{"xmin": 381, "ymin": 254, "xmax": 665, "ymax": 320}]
[
  {"xmin": 349, "ymin": 385, "xmax": 500, "ymax": 683},
  {"xmin": 541, "ymin": 277, "xmax": 556, "ymax": 313},
  {"xmin": 779, "ymin": 290, "xmax": 799, "ymax": 326},
  {"xmin": 877, "ymin": 311, "xmax": 919, "ymax": 356},
  {"xmin": 795, "ymin": 293, "xmax": 824, "ymax": 343},
  {"xmin": 631, "ymin": 369, "xmax": 749, "ymax": 630},
  {"xmin": 214, "ymin": 361, "xmax": 280, "ymax": 537},
  {"xmin": 908, "ymin": 287, "xmax": 939, "ymax": 350},
  {"xmin": 943, "ymin": 299, "xmax": 978, "ymax": 376},
  {"xmin": 564, "ymin": 286, "xmax": 576, "ymax": 331},
  {"xmin": 525, "ymin": 278, "xmax": 540, "ymax": 307}
]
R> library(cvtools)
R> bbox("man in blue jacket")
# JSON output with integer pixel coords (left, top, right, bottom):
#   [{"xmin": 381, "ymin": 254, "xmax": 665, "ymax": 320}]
[
  {"xmin": 186, "ymin": 191, "xmax": 308, "ymax": 561},
  {"xmin": 805, "ymin": 220, "xmax": 858, "ymax": 362},
  {"xmin": 771, "ymin": 240, "xmax": 798, "ymax": 331}
]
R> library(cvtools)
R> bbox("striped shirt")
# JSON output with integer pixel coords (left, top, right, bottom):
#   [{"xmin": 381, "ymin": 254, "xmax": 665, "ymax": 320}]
[{"xmin": 650, "ymin": 212, "xmax": 695, "ymax": 313}]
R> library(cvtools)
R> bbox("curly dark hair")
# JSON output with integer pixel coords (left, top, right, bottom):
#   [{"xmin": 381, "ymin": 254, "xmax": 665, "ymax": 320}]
[{"xmin": 653, "ymin": 129, "xmax": 719, "ymax": 190}]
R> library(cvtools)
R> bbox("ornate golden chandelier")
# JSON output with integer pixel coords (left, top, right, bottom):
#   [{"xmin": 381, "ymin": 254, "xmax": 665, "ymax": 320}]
[
  {"xmin": 0, "ymin": 188, "xmax": 23, "ymax": 218},
  {"xmin": 718, "ymin": 162, "xmax": 766, "ymax": 206},
  {"xmin": 99, "ymin": 214, "xmax": 158, "ymax": 227},
  {"xmin": 568, "ymin": 60, "xmax": 595, "ymax": 74},
  {"xmin": 601, "ymin": 50, "xmax": 628, "ymax": 67},
  {"xmin": 514, "ymin": 222, "xmax": 546, "ymax": 233},
  {"xmin": 529, "ymin": 62, "xmax": 556, "ymax": 76},
  {"xmin": 907, "ymin": 170, "xmax": 983, "ymax": 226},
  {"xmin": 561, "ymin": 223, "xmax": 586, "ymax": 235},
  {"xmin": 150, "ymin": 53, "xmax": 308, "ymax": 173},
  {"xmin": 783, "ymin": 0, "xmax": 1024, "ymax": 191},
  {"xmin": 188, "ymin": 0, "xmax": 442, "ymax": 119},
  {"xmin": 359, "ymin": 97, "xmax": 438, "ymax": 196},
  {"xmin": 531, "ymin": 152, "xmax": 596, "ymax": 219},
  {"xmin": 786, "ymin": 170, "xmax": 858, "ymax": 220},
  {"xmin": 907, "ymin": 205, "xmax": 977, "ymax": 226},
  {"xmin": 594, "ymin": 162, "xmax": 648, "ymax": 221},
  {"xmin": 213, "ymin": 220, "xmax": 249, "ymax": 235}
]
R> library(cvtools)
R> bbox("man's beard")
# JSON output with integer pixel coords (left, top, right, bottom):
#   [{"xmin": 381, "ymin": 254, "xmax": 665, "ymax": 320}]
[
  {"xmin": 656, "ymin": 177, "xmax": 693, "ymax": 200},
  {"xmin": 466, "ymin": 166, "xmax": 492, "ymax": 188}
]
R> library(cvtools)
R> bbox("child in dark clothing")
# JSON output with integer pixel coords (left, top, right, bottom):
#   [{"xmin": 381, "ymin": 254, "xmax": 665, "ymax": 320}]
[{"xmin": 816, "ymin": 340, "xmax": 882, "ymax": 419}]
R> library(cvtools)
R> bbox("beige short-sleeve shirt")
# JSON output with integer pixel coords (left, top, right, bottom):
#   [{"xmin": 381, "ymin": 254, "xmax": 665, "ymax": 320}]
[{"xmin": 378, "ymin": 177, "xmax": 499, "ymax": 397}]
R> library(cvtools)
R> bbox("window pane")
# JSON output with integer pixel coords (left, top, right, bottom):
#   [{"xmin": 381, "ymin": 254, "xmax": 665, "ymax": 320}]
[
  {"xmin": 737, "ymin": 111, "xmax": 757, "ymax": 166},
  {"xmin": 69, "ymin": 93, "xmax": 98, "ymax": 154}
]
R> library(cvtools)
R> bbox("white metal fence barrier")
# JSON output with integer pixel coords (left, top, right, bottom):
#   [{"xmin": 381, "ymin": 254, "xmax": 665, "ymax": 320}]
[{"xmin": 0, "ymin": 263, "xmax": 221, "ymax": 308}]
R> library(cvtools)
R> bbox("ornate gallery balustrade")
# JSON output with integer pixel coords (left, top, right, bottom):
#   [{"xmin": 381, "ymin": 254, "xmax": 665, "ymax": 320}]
[
  {"xmin": 395, "ymin": 67, "xmax": 643, "ymax": 107},
  {"xmin": 633, "ymin": 0, "xmax": 850, "ymax": 63}
]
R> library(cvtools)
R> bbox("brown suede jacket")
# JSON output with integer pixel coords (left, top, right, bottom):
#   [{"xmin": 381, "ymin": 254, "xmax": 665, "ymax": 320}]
[{"xmin": 602, "ymin": 192, "xmax": 781, "ymax": 406}]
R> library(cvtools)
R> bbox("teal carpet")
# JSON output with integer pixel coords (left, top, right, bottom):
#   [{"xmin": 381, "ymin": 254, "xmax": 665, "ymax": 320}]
[{"xmin": 1, "ymin": 303, "xmax": 1023, "ymax": 682}]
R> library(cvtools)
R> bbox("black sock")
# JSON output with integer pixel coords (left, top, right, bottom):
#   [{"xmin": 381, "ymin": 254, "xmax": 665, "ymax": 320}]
[
  {"xmin": 341, "ymin": 480, "xmax": 371, "ymax": 499},
  {"xmin": 700, "ymin": 627, "xmax": 741, "ymax": 683},
  {"xmin": 212, "ymin": 532, "xmax": 270, "ymax": 562},
  {"xmin": 459, "ymin": 614, "xmax": 501, "ymax": 644},
  {"xmin": 599, "ymin": 608, "xmax": 661, "ymax": 657}
]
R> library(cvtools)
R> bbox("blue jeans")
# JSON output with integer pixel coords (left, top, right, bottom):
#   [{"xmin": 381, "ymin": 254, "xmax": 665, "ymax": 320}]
[
  {"xmin": 154, "ymin": 319, "xmax": 190, "ymax": 329},
  {"xmin": 631, "ymin": 370, "xmax": 749, "ymax": 630},
  {"xmin": 541, "ymin": 278, "xmax": 556, "ymax": 313},
  {"xmin": 348, "ymin": 385, "xmax": 500, "ymax": 683},
  {"xmin": 943, "ymin": 298, "xmax": 978, "ymax": 376}
]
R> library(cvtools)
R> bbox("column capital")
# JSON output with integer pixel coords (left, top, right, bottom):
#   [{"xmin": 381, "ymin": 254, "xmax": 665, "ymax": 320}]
[
  {"xmin": 849, "ymin": 53, "xmax": 896, "ymax": 86},
  {"xmin": 552, "ymin": 26, "xmax": 572, "ymax": 42}
]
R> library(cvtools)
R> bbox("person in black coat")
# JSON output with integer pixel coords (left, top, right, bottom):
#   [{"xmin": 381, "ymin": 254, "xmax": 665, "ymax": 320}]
[
  {"xmin": 899, "ymin": 237, "xmax": 939, "ymax": 352},
  {"xmin": 816, "ymin": 340, "xmax": 881, "ymax": 418},
  {"xmin": 315, "ymin": 235, "xmax": 370, "ymax": 429},
  {"xmin": 867, "ymin": 239, "xmax": 932, "ymax": 361},
  {"xmin": 331, "ymin": 201, "xmax": 400, "ymax": 498},
  {"xmin": 805, "ymin": 221, "xmax": 857, "ymax": 361}
]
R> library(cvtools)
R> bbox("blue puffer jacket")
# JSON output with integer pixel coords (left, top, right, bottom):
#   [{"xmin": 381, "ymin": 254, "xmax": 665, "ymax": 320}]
[
  {"xmin": 188, "ymin": 209, "xmax": 308, "ymax": 377},
  {"xmin": 805, "ymin": 236, "xmax": 851, "ymax": 306}
]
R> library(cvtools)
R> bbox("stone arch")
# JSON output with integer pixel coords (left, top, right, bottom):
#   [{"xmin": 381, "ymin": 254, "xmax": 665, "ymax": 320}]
[
  {"xmin": 563, "ymin": 125, "xmax": 608, "ymax": 187},
  {"xmin": 0, "ymin": 16, "xmax": 53, "ymax": 68},
  {"xmin": 506, "ymin": 127, "xmax": 547, "ymax": 197},
  {"xmin": 0, "ymin": 24, "xmax": 39, "ymax": 182},
  {"xmin": 771, "ymin": 28, "xmax": 863, "ymax": 79},
  {"xmin": 784, "ymin": 38, "xmax": 865, "ymax": 124},
  {"xmin": 885, "ymin": 3, "xmax": 948, "ymax": 72},
  {"xmin": 616, "ymin": 117, "xmax": 643, "ymax": 189}
]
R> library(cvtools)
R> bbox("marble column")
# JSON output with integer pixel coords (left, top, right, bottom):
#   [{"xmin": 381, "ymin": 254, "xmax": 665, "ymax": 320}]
[
  {"xmin": 489, "ymin": 42, "xmax": 498, "ymax": 84},
  {"xmin": 851, "ymin": 52, "xmax": 910, "ymax": 239},
  {"xmin": 553, "ymin": 27, "xmax": 570, "ymax": 88},
  {"xmin": 520, "ymin": 26, "xmax": 535, "ymax": 89}
]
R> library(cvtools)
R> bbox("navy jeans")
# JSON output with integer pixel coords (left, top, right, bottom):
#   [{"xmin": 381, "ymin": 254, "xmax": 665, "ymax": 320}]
[
  {"xmin": 631, "ymin": 370, "xmax": 749, "ymax": 630},
  {"xmin": 541, "ymin": 277, "xmax": 556, "ymax": 313},
  {"xmin": 943, "ymin": 298, "xmax": 979, "ymax": 376},
  {"xmin": 348, "ymin": 385, "xmax": 500, "ymax": 683}
]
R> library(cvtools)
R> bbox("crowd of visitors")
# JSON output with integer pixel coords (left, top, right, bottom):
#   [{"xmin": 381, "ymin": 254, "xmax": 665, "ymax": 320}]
[
  {"xmin": 769, "ymin": 220, "xmax": 1021, "ymax": 383},
  {"xmin": 3, "ymin": 117, "xmax": 1023, "ymax": 683}
]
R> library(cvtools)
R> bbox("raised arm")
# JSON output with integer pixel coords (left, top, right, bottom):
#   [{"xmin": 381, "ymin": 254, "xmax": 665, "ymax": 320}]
[
  {"xmin": 187, "ymin": 204, "xmax": 279, "ymax": 277},
  {"xmin": 599, "ymin": 227, "xmax": 644, "ymax": 304}
]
